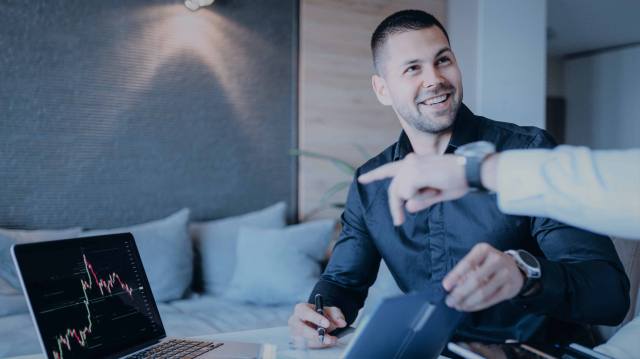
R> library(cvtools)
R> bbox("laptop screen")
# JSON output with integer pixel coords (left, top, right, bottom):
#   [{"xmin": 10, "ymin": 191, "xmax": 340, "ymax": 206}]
[{"xmin": 13, "ymin": 233, "xmax": 165, "ymax": 359}]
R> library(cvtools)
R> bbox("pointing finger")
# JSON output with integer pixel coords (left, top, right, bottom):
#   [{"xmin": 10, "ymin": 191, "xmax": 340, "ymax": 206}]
[{"xmin": 358, "ymin": 162, "xmax": 402, "ymax": 184}]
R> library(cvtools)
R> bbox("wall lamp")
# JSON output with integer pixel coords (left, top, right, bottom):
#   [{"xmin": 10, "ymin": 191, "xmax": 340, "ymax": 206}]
[{"xmin": 184, "ymin": 0, "xmax": 215, "ymax": 11}]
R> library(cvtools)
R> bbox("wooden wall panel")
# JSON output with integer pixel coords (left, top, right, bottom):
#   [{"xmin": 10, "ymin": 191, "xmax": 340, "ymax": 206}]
[{"xmin": 299, "ymin": 0, "xmax": 446, "ymax": 219}]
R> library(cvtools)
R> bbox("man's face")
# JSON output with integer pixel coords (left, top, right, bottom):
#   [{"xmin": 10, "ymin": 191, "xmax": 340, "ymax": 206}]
[{"xmin": 372, "ymin": 27, "xmax": 463, "ymax": 134}]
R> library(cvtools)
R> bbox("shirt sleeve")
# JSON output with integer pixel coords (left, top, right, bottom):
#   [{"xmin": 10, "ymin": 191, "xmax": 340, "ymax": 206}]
[
  {"xmin": 510, "ymin": 219, "xmax": 630, "ymax": 325},
  {"xmin": 308, "ymin": 176, "xmax": 381, "ymax": 325},
  {"xmin": 497, "ymin": 146, "xmax": 640, "ymax": 239}
]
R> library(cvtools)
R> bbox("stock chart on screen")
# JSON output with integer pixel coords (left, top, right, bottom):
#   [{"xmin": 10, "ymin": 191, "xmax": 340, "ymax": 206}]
[{"xmin": 16, "ymin": 234, "xmax": 164, "ymax": 359}]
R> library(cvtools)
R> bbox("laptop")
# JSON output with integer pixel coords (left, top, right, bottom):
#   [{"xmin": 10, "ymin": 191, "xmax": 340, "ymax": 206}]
[
  {"xmin": 341, "ymin": 289, "xmax": 465, "ymax": 359},
  {"xmin": 12, "ymin": 232, "xmax": 276, "ymax": 359}
]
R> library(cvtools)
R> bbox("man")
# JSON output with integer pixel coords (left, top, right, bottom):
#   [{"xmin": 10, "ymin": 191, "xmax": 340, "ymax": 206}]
[
  {"xmin": 358, "ymin": 146, "xmax": 640, "ymax": 358},
  {"xmin": 288, "ymin": 10, "xmax": 629, "ymax": 349}
]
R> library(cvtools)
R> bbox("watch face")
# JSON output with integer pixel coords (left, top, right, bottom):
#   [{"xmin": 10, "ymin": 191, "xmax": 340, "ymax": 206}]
[{"xmin": 519, "ymin": 251, "xmax": 538, "ymax": 267}]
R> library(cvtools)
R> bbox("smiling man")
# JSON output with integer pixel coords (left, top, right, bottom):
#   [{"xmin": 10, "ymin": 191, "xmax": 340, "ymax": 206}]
[{"xmin": 288, "ymin": 10, "xmax": 629, "ymax": 348}]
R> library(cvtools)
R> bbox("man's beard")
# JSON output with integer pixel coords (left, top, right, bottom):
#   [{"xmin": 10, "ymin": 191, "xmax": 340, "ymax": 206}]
[{"xmin": 396, "ymin": 84, "xmax": 461, "ymax": 134}]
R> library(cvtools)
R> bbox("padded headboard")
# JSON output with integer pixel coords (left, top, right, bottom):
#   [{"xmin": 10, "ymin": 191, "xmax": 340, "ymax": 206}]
[{"xmin": 0, "ymin": 0, "xmax": 298, "ymax": 229}]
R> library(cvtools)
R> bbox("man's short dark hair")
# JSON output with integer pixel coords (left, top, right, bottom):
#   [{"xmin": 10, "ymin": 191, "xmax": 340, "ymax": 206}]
[{"xmin": 371, "ymin": 10, "xmax": 449, "ymax": 74}]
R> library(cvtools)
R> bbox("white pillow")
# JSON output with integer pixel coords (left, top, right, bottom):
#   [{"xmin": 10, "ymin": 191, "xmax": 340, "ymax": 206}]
[
  {"xmin": 354, "ymin": 260, "xmax": 403, "ymax": 325},
  {"xmin": 82, "ymin": 209, "xmax": 191, "ymax": 302},
  {"xmin": 0, "ymin": 227, "xmax": 82, "ymax": 291},
  {"xmin": 189, "ymin": 202, "xmax": 286, "ymax": 295},
  {"xmin": 224, "ymin": 219, "xmax": 335, "ymax": 305},
  {"xmin": 0, "ymin": 292, "xmax": 28, "ymax": 316},
  {"xmin": 0, "ymin": 227, "xmax": 82, "ymax": 317}
]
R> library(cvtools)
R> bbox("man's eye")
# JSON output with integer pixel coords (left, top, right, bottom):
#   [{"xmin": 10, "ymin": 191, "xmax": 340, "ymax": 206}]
[
  {"xmin": 404, "ymin": 65, "xmax": 420, "ymax": 74},
  {"xmin": 436, "ymin": 57, "xmax": 451, "ymax": 66}
]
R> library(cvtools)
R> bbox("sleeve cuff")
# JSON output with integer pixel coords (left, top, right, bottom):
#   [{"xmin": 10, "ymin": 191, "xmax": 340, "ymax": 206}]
[
  {"xmin": 509, "ymin": 258, "xmax": 565, "ymax": 314},
  {"xmin": 496, "ymin": 149, "xmax": 553, "ymax": 217},
  {"xmin": 308, "ymin": 279, "xmax": 367, "ymax": 325}
]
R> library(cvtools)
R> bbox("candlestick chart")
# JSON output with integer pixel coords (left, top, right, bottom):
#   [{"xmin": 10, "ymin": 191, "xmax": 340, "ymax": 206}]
[{"xmin": 19, "ymin": 238, "xmax": 163, "ymax": 359}]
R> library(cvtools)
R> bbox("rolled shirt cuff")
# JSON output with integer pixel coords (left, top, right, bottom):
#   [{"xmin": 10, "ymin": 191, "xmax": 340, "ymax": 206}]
[{"xmin": 496, "ymin": 149, "xmax": 553, "ymax": 218}]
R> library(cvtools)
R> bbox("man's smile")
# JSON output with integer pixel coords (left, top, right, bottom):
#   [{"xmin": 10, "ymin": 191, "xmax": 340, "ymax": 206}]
[{"xmin": 417, "ymin": 92, "xmax": 452, "ymax": 111}]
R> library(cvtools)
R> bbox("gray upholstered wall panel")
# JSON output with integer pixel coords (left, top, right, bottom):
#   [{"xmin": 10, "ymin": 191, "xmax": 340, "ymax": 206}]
[{"xmin": 0, "ymin": 0, "xmax": 298, "ymax": 229}]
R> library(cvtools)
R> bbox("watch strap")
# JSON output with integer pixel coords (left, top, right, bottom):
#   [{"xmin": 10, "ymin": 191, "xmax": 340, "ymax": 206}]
[
  {"xmin": 455, "ymin": 141, "xmax": 495, "ymax": 191},
  {"xmin": 506, "ymin": 250, "xmax": 541, "ymax": 297},
  {"xmin": 465, "ymin": 156, "xmax": 486, "ymax": 191}
]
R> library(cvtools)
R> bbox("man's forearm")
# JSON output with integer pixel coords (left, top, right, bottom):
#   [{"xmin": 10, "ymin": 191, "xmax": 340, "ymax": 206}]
[{"xmin": 493, "ymin": 147, "xmax": 640, "ymax": 238}]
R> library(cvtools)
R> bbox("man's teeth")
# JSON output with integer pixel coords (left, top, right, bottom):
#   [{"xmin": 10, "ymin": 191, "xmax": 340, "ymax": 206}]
[{"xmin": 425, "ymin": 94, "xmax": 447, "ymax": 105}]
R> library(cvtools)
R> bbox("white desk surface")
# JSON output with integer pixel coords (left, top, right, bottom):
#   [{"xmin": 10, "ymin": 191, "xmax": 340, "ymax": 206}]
[
  {"xmin": 9, "ymin": 325, "xmax": 450, "ymax": 359},
  {"xmin": 6, "ymin": 326, "xmax": 347, "ymax": 359},
  {"xmin": 197, "ymin": 326, "xmax": 348, "ymax": 359}
]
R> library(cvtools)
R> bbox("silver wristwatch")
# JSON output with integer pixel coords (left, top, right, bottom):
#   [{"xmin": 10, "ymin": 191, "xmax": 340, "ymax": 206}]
[
  {"xmin": 454, "ymin": 141, "xmax": 496, "ymax": 191},
  {"xmin": 505, "ymin": 249, "xmax": 541, "ymax": 296}
]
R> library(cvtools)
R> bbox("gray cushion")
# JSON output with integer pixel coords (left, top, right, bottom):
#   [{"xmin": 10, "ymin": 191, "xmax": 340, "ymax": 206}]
[
  {"xmin": 0, "ymin": 227, "xmax": 82, "ymax": 291},
  {"xmin": 224, "ymin": 219, "xmax": 335, "ymax": 305},
  {"xmin": 354, "ymin": 260, "xmax": 403, "ymax": 325},
  {"xmin": 0, "ymin": 292, "xmax": 28, "ymax": 316},
  {"xmin": 189, "ymin": 202, "xmax": 286, "ymax": 295},
  {"xmin": 82, "ymin": 209, "xmax": 191, "ymax": 302}
]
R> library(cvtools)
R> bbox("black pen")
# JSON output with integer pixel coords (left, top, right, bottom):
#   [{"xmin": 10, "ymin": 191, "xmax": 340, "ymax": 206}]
[{"xmin": 314, "ymin": 294, "xmax": 326, "ymax": 343}]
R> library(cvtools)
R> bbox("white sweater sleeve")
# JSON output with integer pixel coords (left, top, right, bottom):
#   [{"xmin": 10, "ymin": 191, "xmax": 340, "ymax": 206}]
[{"xmin": 496, "ymin": 146, "xmax": 640, "ymax": 239}]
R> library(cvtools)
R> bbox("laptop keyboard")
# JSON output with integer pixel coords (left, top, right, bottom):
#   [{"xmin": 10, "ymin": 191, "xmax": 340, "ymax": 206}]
[{"xmin": 128, "ymin": 339, "xmax": 223, "ymax": 359}]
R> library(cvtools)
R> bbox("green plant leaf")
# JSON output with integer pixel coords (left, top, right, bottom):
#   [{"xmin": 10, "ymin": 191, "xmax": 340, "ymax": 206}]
[
  {"xmin": 319, "ymin": 181, "xmax": 351, "ymax": 204},
  {"xmin": 289, "ymin": 149, "xmax": 356, "ymax": 176},
  {"xmin": 300, "ymin": 201, "xmax": 346, "ymax": 221},
  {"xmin": 353, "ymin": 143, "xmax": 371, "ymax": 161}
]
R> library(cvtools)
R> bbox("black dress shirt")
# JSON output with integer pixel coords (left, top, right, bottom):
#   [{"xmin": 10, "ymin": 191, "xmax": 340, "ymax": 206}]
[{"xmin": 309, "ymin": 104, "xmax": 629, "ymax": 343}]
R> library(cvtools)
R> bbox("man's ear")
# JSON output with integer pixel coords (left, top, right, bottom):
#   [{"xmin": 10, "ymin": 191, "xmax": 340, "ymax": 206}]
[{"xmin": 372, "ymin": 74, "xmax": 392, "ymax": 106}]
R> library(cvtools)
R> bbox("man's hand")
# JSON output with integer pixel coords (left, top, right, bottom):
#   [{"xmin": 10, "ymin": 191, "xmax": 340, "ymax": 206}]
[
  {"xmin": 288, "ymin": 303, "xmax": 347, "ymax": 348},
  {"xmin": 442, "ymin": 243, "xmax": 525, "ymax": 312},
  {"xmin": 357, "ymin": 153, "xmax": 469, "ymax": 225}
]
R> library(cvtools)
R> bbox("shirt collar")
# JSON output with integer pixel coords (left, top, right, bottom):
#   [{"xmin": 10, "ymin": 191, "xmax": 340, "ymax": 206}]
[{"xmin": 393, "ymin": 103, "xmax": 480, "ymax": 161}]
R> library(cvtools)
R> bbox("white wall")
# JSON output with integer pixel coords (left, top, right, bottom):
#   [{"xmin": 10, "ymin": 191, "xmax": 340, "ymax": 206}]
[
  {"xmin": 446, "ymin": 0, "xmax": 479, "ymax": 112},
  {"xmin": 564, "ymin": 45, "xmax": 640, "ymax": 149},
  {"xmin": 447, "ymin": 0, "xmax": 547, "ymax": 129}
]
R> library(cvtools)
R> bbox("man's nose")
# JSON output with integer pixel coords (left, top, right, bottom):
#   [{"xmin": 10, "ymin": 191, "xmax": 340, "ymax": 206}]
[{"xmin": 421, "ymin": 66, "xmax": 444, "ymax": 89}]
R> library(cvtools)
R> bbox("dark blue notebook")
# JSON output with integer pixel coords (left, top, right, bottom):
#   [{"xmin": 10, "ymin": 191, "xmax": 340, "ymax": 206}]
[{"xmin": 343, "ymin": 290, "xmax": 465, "ymax": 359}]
